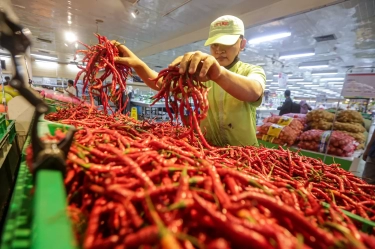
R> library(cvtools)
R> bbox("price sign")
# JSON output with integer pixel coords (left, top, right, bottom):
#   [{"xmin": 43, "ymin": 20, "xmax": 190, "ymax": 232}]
[{"xmin": 277, "ymin": 73, "xmax": 288, "ymax": 88}]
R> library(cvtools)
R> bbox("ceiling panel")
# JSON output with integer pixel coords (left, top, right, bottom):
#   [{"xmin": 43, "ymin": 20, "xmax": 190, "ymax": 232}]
[{"xmin": 141, "ymin": 0, "xmax": 375, "ymax": 99}]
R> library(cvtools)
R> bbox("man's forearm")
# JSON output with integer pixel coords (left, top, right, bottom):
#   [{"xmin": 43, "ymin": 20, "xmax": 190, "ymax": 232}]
[
  {"xmin": 133, "ymin": 62, "xmax": 161, "ymax": 91},
  {"xmin": 214, "ymin": 68, "xmax": 263, "ymax": 102}
]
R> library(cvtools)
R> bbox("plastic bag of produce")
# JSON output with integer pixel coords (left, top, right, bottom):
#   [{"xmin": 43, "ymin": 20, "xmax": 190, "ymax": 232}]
[
  {"xmin": 336, "ymin": 110, "xmax": 364, "ymax": 124},
  {"xmin": 333, "ymin": 121, "xmax": 366, "ymax": 133},
  {"xmin": 299, "ymin": 130, "xmax": 357, "ymax": 157},
  {"xmin": 257, "ymin": 122, "xmax": 299, "ymax": 146},
  {"xmin": 309, "ymin": 120, "xmax": 332, "ymax": 130},
  {"xmin": 263, "ymin": 116, "xmax": 304, "ymax": 133},
  {"xmin": 307, "ymin": 110, "xmax": 334, "ymax": 122}
]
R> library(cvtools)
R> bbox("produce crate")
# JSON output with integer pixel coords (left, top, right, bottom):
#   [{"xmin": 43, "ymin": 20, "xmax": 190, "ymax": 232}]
[
  {"xmin": 1, "ymin": 120, "xmax": 76, "ymax": 249},
  {"xmin": 7, "ymin": 121, "xmax": 16, "ymax": 144},
  {"xmin": 258, "ymin": 140, "xmax": 352, "ymax": 171},
  {"xmin": 0, "ymin": 114, "xmax": 7, "ymax": 136}
]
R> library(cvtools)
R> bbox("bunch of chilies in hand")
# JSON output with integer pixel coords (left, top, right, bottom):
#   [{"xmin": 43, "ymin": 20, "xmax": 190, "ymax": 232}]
[{"xmin": 25, "ymin": 34, "xmax": 375, "ymax": 249}]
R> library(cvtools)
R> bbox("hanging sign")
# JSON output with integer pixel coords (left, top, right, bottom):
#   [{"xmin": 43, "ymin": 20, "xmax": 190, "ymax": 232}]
[
  {"xmin": 341, "ymin": 74, "xmax": 375, "ymax": 98},
  {"xmin": 277, "ymin": 73, "xmax": 288, "ymax": 88}
]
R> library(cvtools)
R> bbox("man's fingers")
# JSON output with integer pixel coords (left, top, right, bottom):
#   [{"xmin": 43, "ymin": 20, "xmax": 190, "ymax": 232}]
[
  {"xmin": 178, "ymin": 52, "xmax": 195, "ymax": 74},
  {"xmin": 199, "ymin": 56, "xmax": 215, "ymax": 78},
  {"xmin": 114, "ymin": 57, "xmax": 130, "ymax": 65},
  {"xmin": 188, "ymin": 52, "xmax": 206, "ymax": 75},
  {"xmin": 169, "ymin": 56, "xmax": 183, "ymax": 68}
]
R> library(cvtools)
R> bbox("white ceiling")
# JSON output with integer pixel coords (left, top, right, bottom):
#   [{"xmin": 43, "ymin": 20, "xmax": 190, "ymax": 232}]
[{"xmin": 141, "ymin": 0, "xmax": 375, "ymax": 99}]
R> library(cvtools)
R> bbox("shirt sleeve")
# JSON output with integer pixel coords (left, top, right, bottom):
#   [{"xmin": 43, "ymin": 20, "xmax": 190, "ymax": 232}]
[{"xmin": 245, "ymin": 65, "xmax": 266, "ymax": 107}]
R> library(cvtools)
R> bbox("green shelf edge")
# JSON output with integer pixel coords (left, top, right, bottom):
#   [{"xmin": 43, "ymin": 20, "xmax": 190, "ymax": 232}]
[
  {"xmin": 258, "ymin": 140, "xmax": 352, "ymax": 171},
  {"xmin": 32, "ymin": 170, "xmax": 77, "ymax": 249}
]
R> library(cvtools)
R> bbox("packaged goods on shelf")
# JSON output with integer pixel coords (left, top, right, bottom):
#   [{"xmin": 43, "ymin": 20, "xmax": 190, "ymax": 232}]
[
  {"xmin": 340, "ymin": 130, "xmax": 366, "ymax": 149},
  {"xmin": 257, "ymin": 122, "xmax": 299, "ymax": 146},
  {"xmin": 306, "ymin": 109, "xmax": 334, "ymax": 122},
  {"xmin": 298, "ymin": 129, "xmax": 357, "ymax": 157},
  {"xmin": 333, "ymin": 121, "xmax": 366, "ymax": 133},
  {"xmin": 282, "ymin": 113, "xmax": 307, "ymax": 125},
  {"xmin": 263, "ymin": 115, "xmax": 304, "ymax": 133}
]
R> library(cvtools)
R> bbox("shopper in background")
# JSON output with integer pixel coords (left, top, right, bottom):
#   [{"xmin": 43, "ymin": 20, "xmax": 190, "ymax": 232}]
[
  {"xmin": 113, "ymin": 15, "xmax": 266, "ymax": 146},
  {"xmin": 277, "ymin": 90, "xmax": 293, "ymax": 115},
  {"xmin": 64, "ymin": 80, "xmax": 77, "ymax": 97},
  {"xmin": 299, "ymin": 100, "xmax": 312, "ymax": 114},
  {"xmin": 3, "ymin": 76, "xmax": 10, "ymax": 86},
  {"xmin": 362, "ymin": 132, "xmax": 375, "ymax": 184}
]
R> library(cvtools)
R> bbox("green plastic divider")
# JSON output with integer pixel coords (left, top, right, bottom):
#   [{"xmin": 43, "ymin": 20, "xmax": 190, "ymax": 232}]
[
  {"xmin": 258, "ymin": 140, "xmax": 352, "ymax": 171},
  {"xmin": 322, "ymin": 202, "xmax": 375, "ymax": 234},
  {"xmin": 32, "ymin": 171, "xmax": 77, "ymax": 249},
  {"xmin": 7, "ymin": 120, "xmax": 16, "ymax": 144}
]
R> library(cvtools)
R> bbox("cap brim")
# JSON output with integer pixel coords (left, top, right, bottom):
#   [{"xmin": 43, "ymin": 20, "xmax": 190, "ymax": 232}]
[{"xmin": 204, "ymin": 34, "xmax": 241, "ymax": 46}]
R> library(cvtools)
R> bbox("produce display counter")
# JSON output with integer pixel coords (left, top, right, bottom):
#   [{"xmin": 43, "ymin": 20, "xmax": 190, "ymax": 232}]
[
  {"xmin": 2, "ymin": 106, "xmax": 375, "ymax": 249},
  {"xmin": 258, "ymin": 140, "xmax": 354, "ymax": 171},
  {"xmin": 0, "ymin": 117, "xmax": 21, "ymax": 231}
]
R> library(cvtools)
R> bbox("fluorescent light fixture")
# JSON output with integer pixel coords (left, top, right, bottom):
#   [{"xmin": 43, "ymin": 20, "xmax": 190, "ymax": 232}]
[
  {"xmin": 31, "ymin": 53, "xmax": 58, "ymax": 60},
  {"xmin": 67, "ymin": 20, "xmax": 72, "ymax": 25},
  {"xmin": 273, "ymin": 73, "xmax": 293, "ymax": 77},
  {"xmin": 65, "ymin": 31, "xmax": 77, "ymax": 42},
  {"xmin": 288, "ymin": 78, "xmax": 304, "ymax": 82},
  {"xmin": 270, "ymin": 82, "xmax": 279, "ymax": 85},
  {"xmin": 279, "ymin": 48, "xmax": 315, "ymax": 60},
  {"xmin": 75, "ymin": 42, "xmax": 78, "ymax": 49},
  {"xmin": 269, "ymin": 87, "xmax": 279, "ymax": 89},
  {"xmin": 35, "ymin": 60, "xmax": 58, "ymax": 65},
  {"xmin": 311, "ymin": 70, "xmax": 338, "ymax": 75},
  {"xmin": 288, "ymin": 86, "xmax": 300, "ymax": 89},
  {"xmin": 329, "ymin": 82, "xmax": 344, "ymax": 84},
  {"xmin": 249, "ymin": 32, "xmax": 291, "ymax": 44},
  {"xmin": 296, "ymin": 82, "xmax": 313, "ymax": 85},
  {"xmin": 320, "ymin": 77, "xmax": 345, "ymax": 81},
  {"xmin": 299, "ymin": 60, "xmax": 330, "ymax": 69},
  {"xmin": 266, "ymin": 79, "xmax": 273, "ymax": 82}
]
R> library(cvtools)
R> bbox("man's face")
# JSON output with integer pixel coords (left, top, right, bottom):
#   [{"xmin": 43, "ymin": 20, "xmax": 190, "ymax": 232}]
[
  {"xmin": 68, "ymin": 83, "xmax": 73, "ymax": 87},
  {"xmin": 210, "ymin": 38, "xmax": 242, "ymax": 67}
]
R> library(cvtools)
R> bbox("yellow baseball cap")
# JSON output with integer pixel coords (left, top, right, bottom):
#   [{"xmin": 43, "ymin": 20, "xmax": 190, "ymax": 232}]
[{"xmin": 204, "ymin": 15, "xmax": 245, "ymax": 46}]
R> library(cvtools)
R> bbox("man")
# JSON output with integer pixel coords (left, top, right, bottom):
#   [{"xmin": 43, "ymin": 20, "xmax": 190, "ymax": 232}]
[
  {"xmin": 65, "ymin": 80, "xmax": 77, "ymax": 97},
  {"xmin": 113, "ymin": 15, "xmax": 266, "ymax": 146},
  {"xmin": 277, "ymin": 90, "xmax": 293, "ymax": 116},
  {"xmin": 362, "ymin": 132, "xmax": 375, "ymax": 184},
  {"xmin": 3, "ymin": 76, "xmax": 10, "ymax": 86}
]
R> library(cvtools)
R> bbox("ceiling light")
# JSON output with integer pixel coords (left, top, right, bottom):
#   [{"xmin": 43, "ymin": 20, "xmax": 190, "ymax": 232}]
[
  {"xmin": 65, "ymin": 31, "xmax": 77, "ymax": 42},
  {"xmin": 273, "ymin": 73, "xmax": 293, "ymax": 77},
  {"xmin": 31, "ymin": 53, "xmax": 58, "ymax": 60},
  {"xmin": 75, "ymin": 42, "xmax": 78, "ymax": 49},
  {"xmin": 320, "ymin": 77, "xmax": 345, "ymax": 81},
  {"xmin": 288, "ymin": 78, "xmax": 304, "ymax": 82},
  {"xmin": 269, "ymin": 87, "xmax": 279, "ymax": 89},
  {"xmin": 288, "ymin": 86, "xmax": 300, "ymax": 89},
  {"xmin": 299, "ymin": 60, "xmax": 330, "ymax": 69},
  {"xmin": 279, "ymin": 48, "xmax": 315, "ymax": 60},
  {"xmin": 266, "ymin": 79, "xmax": 273, "ymax": 82},
  {"xmin": 311, "ymin": 70, "xmax": 338, "ymax": 75},
  {"xmin": 296, "ymin": 82, "xmax": 313, "ymax": 85},
  {"xmin": 248, "ymin": 32, "xmax": 291, "ymax": 44},
  {"xmin": 131, "ymin": 9, "xmax": 139, "ymax": 18},
  {"xmin": 67, "ymin": 20, "xmax": 72, "ymax": 25},
  {"xmin": 64, "ymin": 43, "xmax": 68, "ymax": 47},
  {"xmin": 329, "ymin": 82, "xmax": 344, "ymax": 84}
]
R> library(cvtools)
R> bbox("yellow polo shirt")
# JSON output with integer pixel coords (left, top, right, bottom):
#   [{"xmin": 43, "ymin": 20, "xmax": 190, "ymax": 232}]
[{"xmin": 200, "ymin": 61, "xmax": 265, "ymax": 146}]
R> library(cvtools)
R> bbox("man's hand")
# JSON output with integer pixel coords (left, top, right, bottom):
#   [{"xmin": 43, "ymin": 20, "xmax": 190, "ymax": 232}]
[
  {"xmin": 169, "ymin": 51, "xmax": 222, "ymax": 82},
  {"xmin": 111, "ymin": 40, "xmax": 143, "ymax": 68}
]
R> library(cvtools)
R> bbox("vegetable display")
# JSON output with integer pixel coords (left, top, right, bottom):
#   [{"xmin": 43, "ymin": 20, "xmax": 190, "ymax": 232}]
[
  {"xmin": 298, "ymin": 130, "xmax": 357, "ymax": 157},
  {"xmin": 257, "ymin": 122, "xmax": 300, "ymax": 146},
  {"xmin": 35, "ymin": 105, "xmax": 375, "ymax": 249},
  {"xmin": 337, "ymin": 110, "xmax": 365, "ymax": 124}
]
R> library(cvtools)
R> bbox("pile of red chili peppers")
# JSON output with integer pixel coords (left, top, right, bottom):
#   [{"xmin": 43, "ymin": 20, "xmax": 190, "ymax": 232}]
[
  {"xmin": 74, "ymin": 34, "xmax": 132, "ymax": 114},
  {"xmin": 150, "ymin": 67, "xmax": 211, "ymax": 149},
  {"xmin": 35, "ymin": 105, "xmax": 375, "ymax": 249}
]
